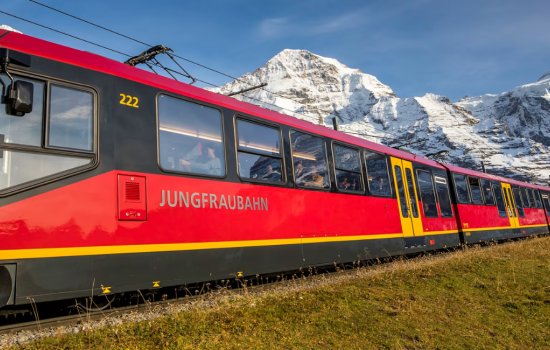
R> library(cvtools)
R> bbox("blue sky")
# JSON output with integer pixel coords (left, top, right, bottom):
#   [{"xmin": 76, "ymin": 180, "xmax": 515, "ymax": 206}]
[{"xmin": 2, "ymin": 0, "xmax": 549, "ymax": 101}]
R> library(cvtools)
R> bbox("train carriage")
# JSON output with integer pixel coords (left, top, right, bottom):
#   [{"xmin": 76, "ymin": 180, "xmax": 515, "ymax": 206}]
[
  {"xmin": 535, "ymin": 185, "xmax": 550, "ymax": 230},
  {"xmin": 447, "ymin": 165, "xmax": 550, "ymax": 243},
  {"xmin": 0, "ymin": 30, "xmax": 547, "ymax": 311}
]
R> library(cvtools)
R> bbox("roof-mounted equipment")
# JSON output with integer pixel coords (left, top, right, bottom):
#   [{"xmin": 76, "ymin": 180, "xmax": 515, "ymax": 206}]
[{"xmin": 124, "ymin": 45, "xmax": 196, "ymax": 84}]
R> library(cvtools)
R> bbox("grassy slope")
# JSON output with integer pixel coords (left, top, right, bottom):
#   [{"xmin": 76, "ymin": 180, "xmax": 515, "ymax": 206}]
[{"xmin": 13, "ymin": 237, "xmax": 550, "ymax": 349}]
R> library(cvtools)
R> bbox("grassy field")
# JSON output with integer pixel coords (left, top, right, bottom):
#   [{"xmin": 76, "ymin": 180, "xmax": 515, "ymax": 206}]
[{"xmin": 9, "ymin": 236, "xmax": 550, "ymax": 349}]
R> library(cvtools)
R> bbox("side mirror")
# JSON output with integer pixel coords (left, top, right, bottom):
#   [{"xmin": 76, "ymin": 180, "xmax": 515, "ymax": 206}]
[{"xmin": 7, "ymin": 80, "xmax": 33, "ymax": 116}]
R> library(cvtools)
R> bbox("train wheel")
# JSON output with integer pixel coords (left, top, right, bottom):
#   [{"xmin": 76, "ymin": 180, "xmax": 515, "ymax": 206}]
[{"xmin": 0, "ymin": 266, "xmax": 13, "ymax": 308}]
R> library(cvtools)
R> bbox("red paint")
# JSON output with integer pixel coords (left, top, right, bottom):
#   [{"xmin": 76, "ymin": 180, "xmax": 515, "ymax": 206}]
[{"xmin": 0, "ymin": 171, "xmax": 405, "ymax": 250}]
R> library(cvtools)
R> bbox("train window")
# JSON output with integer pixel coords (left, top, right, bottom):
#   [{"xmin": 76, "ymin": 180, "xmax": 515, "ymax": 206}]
[
  {"xmin": 521, "ymin": 188, "xmax": 531, "ymax": 208},
  {"xmin": 491, "ymin": 182, "xmax": 507, "ymax": 217},
  {"xmin": 434, "ymin": 176, "xmax": 453, "ymax": 217},
  {"xmin": 291, "ymin": 130, "xmax": 329, "ymax": 189},
  {"xmin": 364, "ymin": 150, "xmax": 391, "ymax": 196},
  {"xmin": 480, "ymin": 179, "xmax": 495, "ymax": 205},
  {"xmin": 0, "ymin": 150, "xmax": 90, "ymax": 190},
  {"xmin": 0, "ymin": 74, "xmax": 96, "ymax": 192},
  {"xmin": 0, "ymin": 76, "xmax": 44, "ymax": 146},
  {"xmin": 453, "ymin": 174, "xmax": 471, "ymax": 203},
  {"xmin": 333, "ymin": 143, "xmax": 363, "ymax": 193},
  {"xmin": 236, "ymin": 119, "xmax": 283, "ymax": 183},
  {"xmin": 405, "ymin": 168, "xmax": 419, "ymax": 218},
  {"xmin": 542, "ymin": 193, "xmax": 550, "ymax": 216},
  {"xmin": 522, "ymin": 188, "xmax": 532, "ymax": 208},
  {"xmin": 533, "ymin": 190, "xmax": 543, "ymax": 209},
  {"xmin": 158, "ymin": 94, "xmax": 225, "ymax": 177},
  {"xmin": 527, "ymin": 188, "xmax": 537, "ymax": 208},
  {"xmin": 468, "ymin": 177, "xmax": 483, "ymax": 204},
  {"xmin": 394, "ymin": 165, "xmax": 409, "ymax": 217},
  {"xmin": 512, "ymin": 188, "xmax": 525, "ymax": 217},
  {"xmin": 48, "ymin": 85, "xmax": 94, "ymax": 151},
  {"xmin": 416, "ymin": 170, "xmax": 438, "ymax": 218},
  {"xmin": 504, "ymin": 187, "xmax": 516, "ymax": 217}
]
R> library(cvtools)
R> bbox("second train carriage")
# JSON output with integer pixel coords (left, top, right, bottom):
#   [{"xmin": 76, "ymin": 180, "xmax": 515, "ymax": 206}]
[
  {"xmin": 447, "ymin": 165, "xmax": 549, "ymax": 243},
  {"xmin": 0, "ymin": 29, "xmax": 548, "ymax": 310}
]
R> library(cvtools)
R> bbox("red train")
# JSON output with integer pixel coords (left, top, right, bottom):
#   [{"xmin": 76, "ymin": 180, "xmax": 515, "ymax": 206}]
[{"xmin": 0, "ymin": 30, "xmax": 549, "ymax": 310}]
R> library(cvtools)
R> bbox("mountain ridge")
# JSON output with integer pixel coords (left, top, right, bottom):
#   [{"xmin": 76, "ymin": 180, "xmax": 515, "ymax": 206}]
[{"xmin": 215, "ymin": 49, "xmax": 550, "ymax": 184}]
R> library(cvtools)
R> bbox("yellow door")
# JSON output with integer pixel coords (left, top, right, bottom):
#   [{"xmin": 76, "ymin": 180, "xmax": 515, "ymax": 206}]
[
  {"xmin": 390, "ymin": 157, "xmax": 423, "ymax": 237},
  {"xmin": 501, "ymin": 183, "xmax": 520, "ymax": 228}
]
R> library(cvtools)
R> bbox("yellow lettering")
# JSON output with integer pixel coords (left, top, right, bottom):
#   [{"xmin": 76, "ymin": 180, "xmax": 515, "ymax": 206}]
[{"xmin": 119, "ymin": 93, "xmax": 139, "ymax": 108}]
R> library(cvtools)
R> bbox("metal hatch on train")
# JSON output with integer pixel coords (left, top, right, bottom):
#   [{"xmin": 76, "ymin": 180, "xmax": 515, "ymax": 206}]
[{"xmin": 0, "ymin": 48, "xmax": 33, "ymax": 116}]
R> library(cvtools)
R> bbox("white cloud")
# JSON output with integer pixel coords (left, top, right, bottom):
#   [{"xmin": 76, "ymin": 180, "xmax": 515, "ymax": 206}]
[
  {"xmin": 257, "ymin": 12, "xmax": 366, "ymax": 40},
  {"xmin": 258, "ymin": 17, "xmax": 290, "ymax": 39}
]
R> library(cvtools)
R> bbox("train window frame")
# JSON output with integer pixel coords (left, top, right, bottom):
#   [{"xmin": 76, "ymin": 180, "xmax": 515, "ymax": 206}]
[
  {"xmin": 468, "ymin": 176, "xmax": 484, "ymax": 204},
  {"xmin": 331, "ymin": 142, "xmax": 364, "ymax": 194},
  {"xmin": 0, "ymin": 71, "xmax": 98, "ymax": 196},
  {"xmin": 491, "ymin": 181, "xmax": 507, "ymax": 217},
  {"xmin": 234, "ymin": 117, "xmax": 285, "ymax": 184},
  {"xmin": 480, "ymin": 178, "xmax": 496, "ymax": 206},
  {"xmin": 364, "ymin": 149, "xmax": 392, "ymax": 197},
  {"xmin": 453, "ymin": 173, "xmax": 471, "ymax": 204},
  {"xmin": 434, "ymin": 175, "xmax": 453, "ymax": 217},
  {"xmin": 416, "ymin": 169, "xmax": 439, "ymax": 218},
  {"xmin": 156, "ymin": 93, "xmax": 226, "ymax": 178},
  {"xmin": 290, "ymin": 129, "xmax": 330, "ymax": 190}
]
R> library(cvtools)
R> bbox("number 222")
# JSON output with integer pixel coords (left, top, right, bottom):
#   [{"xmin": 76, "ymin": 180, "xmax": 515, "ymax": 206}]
[{"xmin": 119, "ymin": 93, "xmax": 139, "ymax": 108}]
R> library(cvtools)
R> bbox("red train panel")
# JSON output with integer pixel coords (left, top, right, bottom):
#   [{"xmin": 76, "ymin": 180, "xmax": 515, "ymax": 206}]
[{"xmin": 0, "ymin": 171, "xmax": 404, "ymax": 256}]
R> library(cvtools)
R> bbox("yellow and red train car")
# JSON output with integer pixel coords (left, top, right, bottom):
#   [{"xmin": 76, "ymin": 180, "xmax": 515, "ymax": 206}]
[{"xmin": 0, "ymin": 30, "xmax": 548, "ymax": 309}]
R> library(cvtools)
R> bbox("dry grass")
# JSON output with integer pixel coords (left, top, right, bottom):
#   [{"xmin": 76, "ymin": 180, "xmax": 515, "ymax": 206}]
[{"xmin": 8, "ymin": 236, "xmax": 550, "ymax": 349}]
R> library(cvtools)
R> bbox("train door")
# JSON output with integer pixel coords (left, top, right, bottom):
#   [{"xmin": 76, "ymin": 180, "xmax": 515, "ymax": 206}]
[
  {"xmin": 501, "ymin": 183, "xmax": 520, "ymax": 228},
  {"xmin": 390, "ymin": 157, "xmax": 423, "ymax": 237}
]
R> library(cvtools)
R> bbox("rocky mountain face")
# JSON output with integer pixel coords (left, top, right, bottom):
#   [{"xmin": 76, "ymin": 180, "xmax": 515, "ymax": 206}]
[{"xmin": 215, "ymin": 50, "xmax": 550, "ymax": 184}]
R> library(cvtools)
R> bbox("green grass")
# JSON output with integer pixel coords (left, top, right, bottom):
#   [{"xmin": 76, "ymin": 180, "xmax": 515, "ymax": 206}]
[{"xmin": 11, "ymin": 236, "xmax": 550, "ymax": 349}]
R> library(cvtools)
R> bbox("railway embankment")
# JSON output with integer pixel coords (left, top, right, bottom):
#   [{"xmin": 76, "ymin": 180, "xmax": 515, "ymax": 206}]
[{"xmin": 4, "ymin": 236, "xmax": 550, "ymax": 349}]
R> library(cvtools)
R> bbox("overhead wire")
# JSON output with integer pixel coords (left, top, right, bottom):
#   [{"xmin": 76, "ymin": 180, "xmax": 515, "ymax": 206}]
[
  {"xmin": 25, "ymin": 0, "xmax": 403, "ymax": 142},
  {"xmin": 3, "ymin": 4, "xmax": 402, "ymax": 143},
  {"xmin": 4, "ymin": 7, "xmax": 518, "ymax": 169},
  {"xmin": 0, "ymin": 9, "xmax": 131, "ymax": 58}
]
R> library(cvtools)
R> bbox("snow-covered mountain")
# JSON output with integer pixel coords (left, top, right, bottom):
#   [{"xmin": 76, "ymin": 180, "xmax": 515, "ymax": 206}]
[
  {"xmin": 0, "ymin": 25, "xmax": 22, "ymax": 33},
  {"xmin": 215, "ymin": 50, "xmax": 550, "ymax": 184}
]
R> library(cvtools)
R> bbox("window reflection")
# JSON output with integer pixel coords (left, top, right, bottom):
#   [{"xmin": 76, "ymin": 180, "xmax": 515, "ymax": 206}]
[
  {"xmin": 492, "ymin": 182, "xmax": 507, "ymax": 217},
  {"xmin": 0, "ymin": 75, "xmax": 96, "ymax": 193},
  {"xmin": 0, "ymin": 150, "xmax": 90, "ymax": 190},
  {"xmin": 48, "ymin": 85, "xmax": 94, "ymax": 151},
  {"xmin": 434, "ymin": 176, "xmax": 453, "ymax": 217},
  {"xmin": 0, "ymin": 75, "xmax": 44, "ymax": 146},
  {"xmin": 453, "ymin": 174, "xmax": 471, "ymax": 203},
  {"xmin": 333, "ymin": 144, "xmax": 362, "ymax": 193},
  {"xmin": 365, "ymin": 151, "xmax": 391, "ymax": 196},
  {"xmin": 468, "ymin": 177, "xmax": 483, "ymax": 204},
  {"xmin": 481, "ymin": 179, "xmax": 495, "ymax": 205},
  {"xmin": 236, "ymin": 119, "xmax": 283, "ymax": 183},
  {"xmin": 417, "ymin": 170, "xmax": 438, "ymax": 217},
  {"xmin": 291, "ymin": 131, "xmax": 329, "ymax": 189},
  {"xmin": 158, "ymin": 95, "xmax": 225, "ymax": 176}
]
